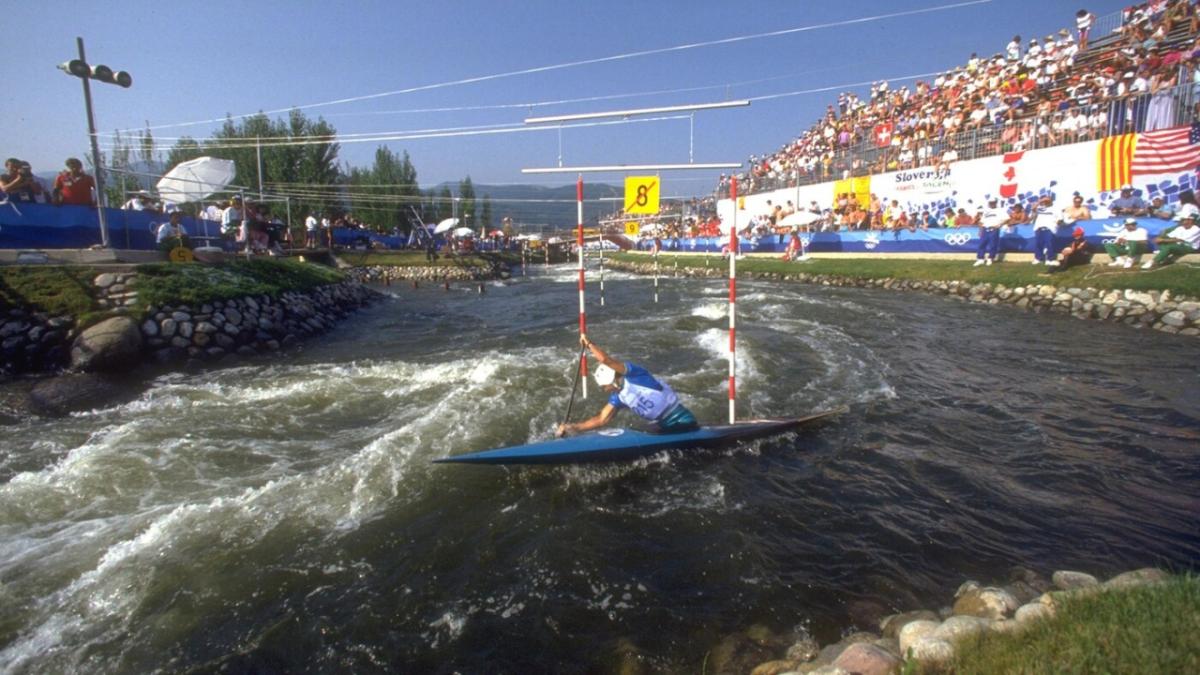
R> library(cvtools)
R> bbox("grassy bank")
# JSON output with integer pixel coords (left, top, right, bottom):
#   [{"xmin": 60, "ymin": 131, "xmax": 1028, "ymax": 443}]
[
  {"xmin": 335, "ymin": 250, "xmax": 522, "ymax": 268},
  {"xmin": 134, "ymin": 259, "xmax": 344, "ymax": 309},
  {"xmin": 0, "ymin": 259, "xmax": 345, "ymax": 327},
  {"xmin": 0, "ymin": 266, "xmax": 101, "ymax": 321},
  {"xmin": 612, "ymin": 254, "xmax": 1200, "ymax": 297},
  {"xmin": 912, "ymin": 575, "xmax": 1200, "ymax": 674}
]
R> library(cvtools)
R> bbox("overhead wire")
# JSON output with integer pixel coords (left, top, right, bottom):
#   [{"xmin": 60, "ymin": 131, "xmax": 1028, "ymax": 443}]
[{"xmin": 115, "ymin": 0, "xmax": 991, "ymax": 133}]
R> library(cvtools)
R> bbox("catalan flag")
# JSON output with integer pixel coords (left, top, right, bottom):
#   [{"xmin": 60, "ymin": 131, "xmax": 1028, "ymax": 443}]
[{"xmin": 1098, "ymin": 132, "xmax": 1137, "ymax": 192}]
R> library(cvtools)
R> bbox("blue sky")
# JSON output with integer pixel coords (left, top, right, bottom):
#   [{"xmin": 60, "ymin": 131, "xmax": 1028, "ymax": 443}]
[{"xmin": 4, "ymin": 0, "xmax": 1129, "ymax": 197}]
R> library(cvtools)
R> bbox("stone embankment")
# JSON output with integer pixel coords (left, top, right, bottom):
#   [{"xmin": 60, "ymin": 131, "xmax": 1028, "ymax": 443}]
[
  {"xmin": 700, "ymin": 567, "xmax": 1169, "ymax": 675},
  {"xmin": 607, "ymin": 261, "xmax": 1200, "ymax": 337},
  {"xmin": 346, "ymin": 264, "xmax": 505, "ymax": 284}
]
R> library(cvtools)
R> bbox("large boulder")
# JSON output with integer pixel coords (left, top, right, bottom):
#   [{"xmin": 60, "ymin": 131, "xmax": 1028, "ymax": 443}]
[
  {"xmin": 898, "ymin": 620, "xmax": 940, "ymax": 655},
  {"xmin": 952, "ymin": 586, "xmax": 1018, "ymax": 620},
  {"xmin": 881, "ymin": 610, "xmax": 941, "ymax": 639},
  {"xmin": 832, "ymin": 643, "xmax": 901, "ymax": 675},
  {"xmin": 28, "ymin": 373, "xmax": 126, "ymax": 416},
  {"xmin": 1052, "ymin": 570, "xmax": 1099, "ymax": 591},
  {"xmin": 1104, "ymin": 568, "xmax": 1168, "ymax": 589},
  {"xmin": 70, "ymin": 316, "xmax": 142, "ymax": 372}
]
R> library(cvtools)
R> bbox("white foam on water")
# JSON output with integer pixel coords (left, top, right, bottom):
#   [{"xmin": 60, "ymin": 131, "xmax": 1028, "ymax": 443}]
[{"xmin": 690, "ymin": 302, "xmax": 727, "ymax": 321}]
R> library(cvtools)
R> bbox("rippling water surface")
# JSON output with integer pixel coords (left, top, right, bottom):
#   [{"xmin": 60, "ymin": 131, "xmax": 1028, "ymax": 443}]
[{"xmin": 1, "ymin": 265, "xmax": 1198, "ymax": 673}]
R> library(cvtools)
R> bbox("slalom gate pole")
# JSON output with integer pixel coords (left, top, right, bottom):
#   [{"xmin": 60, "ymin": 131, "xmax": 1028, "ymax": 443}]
[
  {"xmin": 577, "ymin": 176, "xmax": 588, "ymax": 399},
  {"xmin": 598, "ymin": 230, "xmax": 606, "ymax": 307},
  {"xmin": 674, "ymin": 256, "xmax": 678, "ymax": 277},
  {"xmin": 562, "ymin": 342, "xmax": 587, "ymax": 425},
  {"xmin": 653, "ymin": 246, "xmax": 659, "ymax": 303},
  {"xmin": 728, "ymin": 177, "xmax": 738, "ymax": 424}
]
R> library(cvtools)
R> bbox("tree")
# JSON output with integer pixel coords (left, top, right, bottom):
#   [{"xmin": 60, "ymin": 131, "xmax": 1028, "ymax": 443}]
[
  {"xmin": 348, "ymin": 146, "xmax": 420, "ymax": 233},
  {"xmin": 480, "ymin": 194, "xmax": 493, "ymax": 230},
  {"xmin": 458, "ymin": 176, "xmax": 477, "ymax": 226}
]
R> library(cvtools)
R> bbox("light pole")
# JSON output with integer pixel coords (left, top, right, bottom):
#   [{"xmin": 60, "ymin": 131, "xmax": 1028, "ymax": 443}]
[{"xmin": 58, "ymin": 37, "xmax": 131, "ymax": 248}]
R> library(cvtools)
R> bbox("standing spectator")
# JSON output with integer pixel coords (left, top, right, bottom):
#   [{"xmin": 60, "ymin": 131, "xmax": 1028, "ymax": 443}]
[
  {"xmin": 1077, "ymin": 9, "xmax": 1094, "ymax": 51},
  {"xmin": 1143, "ymin": 212, "xmax": 1200, "ymax": 268},
  {"xmin": 973, "ymin": 197, "xmax": 1008, "ymax": 266},
  {"xmin": 221, "ymin": 195, "xmax": 243, "ymax": 239},
  {"xmin": 1104, "ymin": 217, "xmax": 1150, "ymax": 267},
  {"xmin": 52, "ymin": 158, "xmax": 95, "ymax": 206},
  {"xmin": 1030, "ymin": 194, "xmax": 1060, "ymax": 264},
  {"xmin": 0, "ymin": 158, "xmax": 35, "ymax": 202},
  {"xmin": 305, "ymin": 211, "xmax": 319, "ymax": 248}
]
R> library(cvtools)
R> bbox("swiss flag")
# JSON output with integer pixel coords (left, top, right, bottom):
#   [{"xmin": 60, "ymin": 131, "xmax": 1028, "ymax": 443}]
[{"xmin": 873, "ymin": 123, "xmax": 894, "ymax": 147}]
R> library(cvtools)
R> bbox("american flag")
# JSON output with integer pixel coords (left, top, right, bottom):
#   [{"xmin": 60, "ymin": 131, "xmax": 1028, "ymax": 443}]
[{"xmin": 1130, "ymin": 122, "xmax": 1200, "ymax": 176}]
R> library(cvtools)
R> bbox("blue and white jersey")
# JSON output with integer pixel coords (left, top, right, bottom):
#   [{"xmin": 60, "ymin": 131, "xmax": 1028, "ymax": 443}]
[
  {"xmin": 608, "ymin": 362, "xmax": 679, "ymax": 422},
  {"xmin": 1032, "ymin": 204, "xmax": 1058, "ymax": 231}
]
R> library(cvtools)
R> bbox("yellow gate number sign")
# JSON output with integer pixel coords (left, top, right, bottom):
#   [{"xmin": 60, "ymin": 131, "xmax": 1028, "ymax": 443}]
[
  {"xmin": 624, "ymin": 176, "xmax": 659, "ymax": 215},
  {"xmin": 624, "ymin": 221, "xmax": 640, "ymax": 236}
]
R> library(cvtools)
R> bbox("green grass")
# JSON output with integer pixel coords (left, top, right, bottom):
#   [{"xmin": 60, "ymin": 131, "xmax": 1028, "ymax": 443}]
[
  {"xmin": 911, "ymin": 575, "xmax": 1200, "ymax": 674},
  {"xmin": 611, "ymin": 254, "xmax": 1200, "ymax": 297},
  {"xmin": 0, "ymin": 266, "xmax": 102, "ymax": 320},
  {"xmin": 133, "ymin": 259, "xmax": 344, "ymax": 310},
  {"xmin": 334, "ymin": 250, "xmax": 523, "ymax": 268}
]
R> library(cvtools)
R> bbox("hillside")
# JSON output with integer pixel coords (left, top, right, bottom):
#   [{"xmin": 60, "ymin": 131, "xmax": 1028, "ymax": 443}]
[{"xmin": 431, "ymin": 182, "xmax": 623, "ymax": 228}]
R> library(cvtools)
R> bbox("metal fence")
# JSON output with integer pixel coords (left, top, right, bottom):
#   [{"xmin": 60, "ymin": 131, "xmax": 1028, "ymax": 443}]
[{"xmin": 722, "ymin": 80, "xmax": 1199, "ymax": 199}]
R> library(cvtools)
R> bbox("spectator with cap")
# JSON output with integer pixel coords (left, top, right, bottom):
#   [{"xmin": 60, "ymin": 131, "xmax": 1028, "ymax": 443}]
[
  {"xmin": 1109, "ymin": 185, "xmax": 1148, "ymax": 216},
  {"xmin": 1143, "ymin": 211, "xmax": 1200, "ymax": 268},
  {"xmin": 52, "ymin": 158, "xmax": 96, "ymax": 206},
  {"xmin": 155, "ymin": 207, "xmax": 190, "ymax": 251},
  {"xmin": 221, "ymin": 195, "xmax": 243, "ymax": 239},
  {"xmin": 1049, "ymin": 226, "xmax": 1092, "ymax": 273},
  {"xmin": 1104, "ymin": 217, "xmax": 1150, "ymax": 268},
  {"xmin": 973, "ymin": 196, "xmax": 1008, "ymax": 266},
  {"xmin": 123, "ymin": 190, "xmax": 157, "ymax": 211}
]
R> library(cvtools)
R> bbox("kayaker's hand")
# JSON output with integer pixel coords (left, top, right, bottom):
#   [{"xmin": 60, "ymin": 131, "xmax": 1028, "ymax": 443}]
[{"xmin": 555, "ymin": 424, "xmax": 568, "ymax": 438}]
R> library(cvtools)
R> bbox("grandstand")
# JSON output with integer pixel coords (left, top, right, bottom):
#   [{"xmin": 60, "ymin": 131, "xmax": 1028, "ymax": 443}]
[{"xmin": 721, "ymin": 3, "xmax": 1200, "ymax": 202}]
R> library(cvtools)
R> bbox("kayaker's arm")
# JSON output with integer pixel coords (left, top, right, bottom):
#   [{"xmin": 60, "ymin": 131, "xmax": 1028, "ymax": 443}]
[
  {"xmin": 556, "ymin": 403, "xmax": 617, "ymax": 437},
  {"xmin": 581, "ymin": 336, "xmax": 625, "ymax": 375}
]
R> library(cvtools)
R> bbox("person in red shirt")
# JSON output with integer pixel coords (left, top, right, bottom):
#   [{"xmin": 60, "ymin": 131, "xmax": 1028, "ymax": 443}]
[{"xmin": 53, "ymin": 158, "xmax": 96, "ymax": 206}]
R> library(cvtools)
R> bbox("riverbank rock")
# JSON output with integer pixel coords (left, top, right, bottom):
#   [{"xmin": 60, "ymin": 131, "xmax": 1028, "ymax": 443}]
[
  {"xmin": 1014, "ymin": 602, "xmax": 1051, "ymax": 624},
  {"xmin": 70, "ymin": 316, "xmax": 142, "ymax": 372},
  {"xmin": 27, "ymin": 372, "xmax": 126, "ymax": 416},
  {"xmin": 908, "ymin": 636, "xmax": 954, "ymax": 664},
  {"xmin": 1052, "ymin": 570, "xmax": 1099, "ymax": 591},
  {"xmin": 831, "ymin": 642, "xmax": 901, "ymax": 675},
  {"xmin": 898, "ymin": 620, "xmax": 940, "ymax": 654},
  {"xmin": 932, "ymin": 615, "xmax": 990, "ymax": 642},
  {"xmin": 880, "ymin": 609, "xmax": 941, "ymax": 639},
  {"xmin": 952, "ymin": 586, "xmax": 1019, "ymax": 620},
  {"xmin": 1104, "ymin": 568, "xmax": 1168, "ymax": 589}
]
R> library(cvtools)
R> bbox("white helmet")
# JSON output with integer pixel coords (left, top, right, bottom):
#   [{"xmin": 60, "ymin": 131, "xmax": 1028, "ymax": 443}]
[{"xmin": 593, "ymin": 363, "xmax": 616, "ymax": 386}]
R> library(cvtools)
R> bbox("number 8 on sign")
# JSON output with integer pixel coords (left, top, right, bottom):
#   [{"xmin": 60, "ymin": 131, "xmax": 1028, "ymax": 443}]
[{"xmin": 624, "ymin": 176, "xmax": 660, "ymax": 214}]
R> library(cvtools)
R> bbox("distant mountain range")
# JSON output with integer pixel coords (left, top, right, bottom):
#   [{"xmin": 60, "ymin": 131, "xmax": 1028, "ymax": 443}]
[{"xmin": 433, "ymin": 182, "xmax": 624, "ymax": 228}]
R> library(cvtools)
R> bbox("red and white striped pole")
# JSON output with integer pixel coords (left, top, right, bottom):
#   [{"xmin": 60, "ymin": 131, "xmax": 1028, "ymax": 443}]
[
  {"xmin": 728, "ymin": 177, "xmax": 738, "ymax": 423},
  {"xmin": 577, "ymin": 175, "xmax": 588, "ymax": 399}
]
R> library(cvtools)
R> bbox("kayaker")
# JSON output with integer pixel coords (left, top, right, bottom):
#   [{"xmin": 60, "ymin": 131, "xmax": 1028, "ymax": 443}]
[{"xmin": 555, "ymin": 336, "xmax": 698, "ymax": 437}]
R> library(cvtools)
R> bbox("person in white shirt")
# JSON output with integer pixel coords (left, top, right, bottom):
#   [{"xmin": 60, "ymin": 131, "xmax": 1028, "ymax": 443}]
[
  {"xmin": 1104, "ymin": 218, "xmax": 1150, "ymax": 268},
  {"xmin": 155, "ymin": 209, "xmax": 190, "ymax": 251},
  {"xmin": 221, "ymin": 196, "xmax": 243, "ymax": 239},
  {"xmin": 1144, "ymin": 212, "xmax": 1200, "ymax": 268},
  {"xmin": 973, "ymin": 197, "xmax": 1009, "ymax": 266},
  {"xmin": 123, "ymin": 191, "xmax": 156, "ymax": 211},
  {"xmin": 305, "ymin": 212, "xmax": 319, "ymax": 248},
  {"xmin": 1030, "ymin": 194, "xmax": 1061, "ymax": 264}
]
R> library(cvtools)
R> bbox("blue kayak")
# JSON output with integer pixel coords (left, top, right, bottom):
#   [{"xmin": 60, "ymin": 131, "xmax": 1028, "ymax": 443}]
[{"xmin": 433, "ymin": 408, "xmax": 845, "ymax": 465}]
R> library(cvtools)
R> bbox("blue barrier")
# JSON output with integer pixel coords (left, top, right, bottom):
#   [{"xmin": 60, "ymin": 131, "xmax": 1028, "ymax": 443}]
[
  {"xmin": 637, "ymin": 219, "xmax": 1172, "ymax": 255},
  {"xmin": 0, "ymin": 202, "xmax": 224, "ymax": 250}
]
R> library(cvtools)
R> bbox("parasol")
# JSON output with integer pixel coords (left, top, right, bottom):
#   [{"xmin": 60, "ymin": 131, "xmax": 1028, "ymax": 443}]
[
  {"xmin": 155, "ymin": 157, "xmax": 236, "ymax": 204},
  {"xmin": 434, "ymin": 218, "xmax": 460, "ymax": 234}
]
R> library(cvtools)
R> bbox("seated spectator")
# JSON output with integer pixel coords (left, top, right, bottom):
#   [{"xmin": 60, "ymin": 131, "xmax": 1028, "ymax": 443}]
[
  {"xmin": 1149, "ymin": 196, "xmax": 1177, "ymax": 219},
  {"xmin": 1109, "ymin": 185, "xmax": 1149, "ymax": 216},
  {"xmin": 1049, "ymin": 226, "xmax": 1092, "ymax": 272},
  {"xmin": 1143, "ymin": 211, "xmax": 1200, "ymax": 268},
  {"xmin": 155, "ymin": 208, "xmax": 190, "ymax": 251},
  {"xmin": 1104, "ymin": 217, "xmax": 1150, "ymax": 267},
  {"xmin": 1062, "ymin": 194, "xmax": 1093, "ymax": 222},
  {"xmin": 123, "ymin": 190, "xmax": 157, "ymax": 211},
  {"xmin": 954, "ymin": 207, "xmax": 976, "ymax": 226},
  {"xmin": 53, "ymin": 157, "xmax": 96, "ymax": 206}
]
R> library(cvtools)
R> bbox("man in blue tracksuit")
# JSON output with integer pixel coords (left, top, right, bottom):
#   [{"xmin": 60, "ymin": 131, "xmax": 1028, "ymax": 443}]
[
  {"xmin": 555, "ymin": 336, "xmax": 698, "ymax": 437},
  {"xmin": 973, "ymin": 197, "xmax": 1008, "ymax": 266}
]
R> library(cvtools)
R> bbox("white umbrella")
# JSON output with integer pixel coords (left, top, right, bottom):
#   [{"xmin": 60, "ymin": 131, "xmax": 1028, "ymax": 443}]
[
  {"xmin": 155, "ymin": 157, "xmax": 236, "ymax": 204},
  {"xmin": 434, "ymin": 218, "xmax": 459, "ymax": 234},
  {"xmin": 780, "ymin": 210, "xmax": 824, "ymax": 227},
  {"xmin": 452, "ymin": 226, "xmax": 475, "ymax": 237}
]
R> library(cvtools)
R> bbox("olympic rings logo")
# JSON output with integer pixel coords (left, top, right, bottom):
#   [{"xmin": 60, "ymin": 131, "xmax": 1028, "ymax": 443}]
[{"xmin": 944, "ymin": 233, "xmax": 972, "ymax": 246}]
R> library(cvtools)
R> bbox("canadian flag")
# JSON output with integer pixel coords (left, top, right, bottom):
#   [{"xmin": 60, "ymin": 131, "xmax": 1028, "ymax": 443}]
[
  {"xmin": 999, "ymin": 151, "xmax": 1023, "ymax": 198},
  {"xmin": 873, "ymin": 123, "xmax": 894, "ymax": 147}
]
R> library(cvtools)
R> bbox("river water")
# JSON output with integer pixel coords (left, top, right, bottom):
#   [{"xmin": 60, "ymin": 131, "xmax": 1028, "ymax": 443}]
[{"xmin": 1, "ymin": 264, "xmax": 1198, "ymax": 673}]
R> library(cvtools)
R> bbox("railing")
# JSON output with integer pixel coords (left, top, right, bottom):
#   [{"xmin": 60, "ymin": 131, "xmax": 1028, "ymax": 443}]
[
  {"xmin": 720, "ymin": 80, "xmax": 1198, "ymax": 199},
  {"xmin": 1089, "ymin": 9, "xmax": 1126, "ymax": 44}
]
